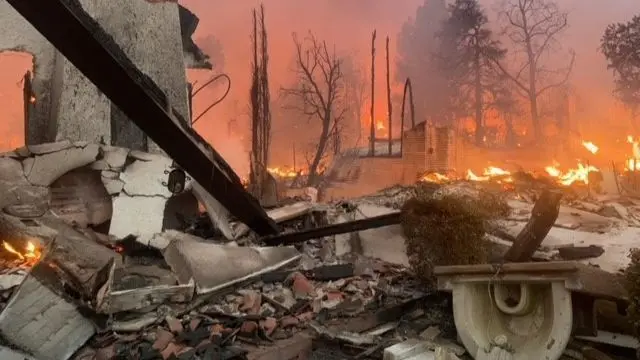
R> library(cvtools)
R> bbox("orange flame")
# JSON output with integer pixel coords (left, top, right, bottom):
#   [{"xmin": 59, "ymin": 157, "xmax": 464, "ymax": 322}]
[
  {"xmin": 3, "ymin": 240, "xmax": 41, "ymax": 265},
  {"xmin": 582, "ymin": 141, "xmax": 599, "ymax": 154},
  {"xmin": 545, "ymin": 162, "xmax": 598, "ymax": 185}
]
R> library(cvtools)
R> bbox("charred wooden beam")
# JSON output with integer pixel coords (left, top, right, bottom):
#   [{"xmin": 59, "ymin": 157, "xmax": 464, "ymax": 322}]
[
  {"xmin": 260, "ymin": 212, "xmax": 401, "ymax": 246},
  {"xmin": 503, "ymin": 190, "xmax": 562, "ymax": 262},
  {"xmin": 6, "ymin": 0, "xmax": 279, "ymax": 236}
]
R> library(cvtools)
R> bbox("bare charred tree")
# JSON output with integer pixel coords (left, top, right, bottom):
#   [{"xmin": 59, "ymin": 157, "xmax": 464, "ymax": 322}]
[
  {"xmin": 386, "ymin": 36, "xmax": 393, "ymax": 155},
  {"xmin": 369, "ymin": 30, "xmax": 377, "ymax": 156},
  {"xmin": 493, "ymin": 0, "xmax": 575, "ymax": 143},
  {"xmin": 281, "ymin": 32, "xmax": 346, "ymax": 186},
  {"xmin": 341, "ymin": 55, "xmax": 369, "ymax": 149},
  {"xmin": 249, "ymin": 4, "xmax": 272, "ymax": 198}
]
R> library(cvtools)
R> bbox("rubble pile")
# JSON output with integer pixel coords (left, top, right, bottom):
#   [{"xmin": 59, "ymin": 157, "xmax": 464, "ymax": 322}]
[{"xmin": 0, "ymin": 141, "xmax": 640, "ymax": 359}]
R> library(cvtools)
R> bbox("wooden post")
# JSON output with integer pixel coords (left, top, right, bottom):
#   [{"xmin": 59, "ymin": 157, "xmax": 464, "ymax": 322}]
[{"xmin": 503, "ymin": 190, "xmax": 562, "ymax": 262}]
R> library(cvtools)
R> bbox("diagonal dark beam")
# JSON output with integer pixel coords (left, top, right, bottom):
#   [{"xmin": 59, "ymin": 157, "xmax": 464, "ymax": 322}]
[{"xmin": 6, "ymin": 0, "xmax": 279, "ymax": 235}]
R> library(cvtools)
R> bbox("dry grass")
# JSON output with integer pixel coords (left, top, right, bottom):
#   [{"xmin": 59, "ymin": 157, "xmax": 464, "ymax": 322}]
[{"xmin": 401, "ymin": 184, "xmax": 509, "ymax": 284}]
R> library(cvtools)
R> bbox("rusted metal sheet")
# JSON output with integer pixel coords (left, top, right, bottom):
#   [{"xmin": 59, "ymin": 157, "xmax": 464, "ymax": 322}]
[{"xmin": 6, "ymin": 0, "xmax": 278, "ymax": 235}]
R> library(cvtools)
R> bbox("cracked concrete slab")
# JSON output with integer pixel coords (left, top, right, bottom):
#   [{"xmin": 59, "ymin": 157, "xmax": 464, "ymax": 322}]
[
  {"xmin": 22, "ymin": 144, "xmax": 100, "ymax": 186},
  {"xmin": 163, "ymin": 232, "xmax": 301, "ymax": 294}
]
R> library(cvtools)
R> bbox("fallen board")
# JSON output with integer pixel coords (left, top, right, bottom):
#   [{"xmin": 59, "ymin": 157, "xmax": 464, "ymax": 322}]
[{"xmin": 5, "ymin": 0, "xmax": 279, "ymax": 236}]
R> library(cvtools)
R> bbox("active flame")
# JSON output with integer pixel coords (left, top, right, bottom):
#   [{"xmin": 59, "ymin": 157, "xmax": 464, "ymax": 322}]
[
  {"xmin": 582, "ymin": 141, "xmax": 599, "ymax": 154},
  {"xmin": 420, "ymin": 172, "xmax": 450, "ymax": 183},
  {"xmin": 3, "ymin": 240, "xmax": 41, "ymax": 265},
  {"xmin": 627, "ymin": 136, "xmax": 640, "ymax": 171},
  {"xmin": 545, "ymin": 162, "xmax": 599, "ymax": 186},
  {"xmin": 376, "ymin": 121, "xmax": 385, "ymax": 131}
]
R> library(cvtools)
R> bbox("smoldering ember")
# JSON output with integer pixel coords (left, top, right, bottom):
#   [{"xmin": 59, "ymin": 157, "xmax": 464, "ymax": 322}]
[{"xmin": 2, "ymin": 1, "xmax": 640, "ymax": 360}]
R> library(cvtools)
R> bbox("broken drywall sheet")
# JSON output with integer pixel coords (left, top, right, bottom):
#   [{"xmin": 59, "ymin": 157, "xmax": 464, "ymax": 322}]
[
  {"xmin": 163, "ymin": 232, "xmax": 301, "ymax": 294},
  {"xmin": 355, "ymin": 204, "xmax": 409, "ymax": 267}
]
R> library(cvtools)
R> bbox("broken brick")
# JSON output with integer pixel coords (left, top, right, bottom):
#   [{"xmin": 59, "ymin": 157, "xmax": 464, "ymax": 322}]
[
  {"xmin": 290, "ymin": 272, "xmax": 315, "ymax": 297},
  {"xmin": 297, "ymin": 312, "xmax": 314, "ymax": 322},
  {"xmin": 189, "ymin": 318, "xmax": 202, "ymax": 331},
  {"xmin": 280, "ymin": 315, "xmax": 300, "ymax": 328},
  {"xmin": 95, "ymin": 345, "xmax": 115, "ymax": 360},
  {"xmin": 325, "ymin": 291, "xmax": 344, "ymax": 301},
  {"xmin": 161, "ymin": 342, "xmax": 184, "ymax": 360},
  {"xmin": 239, "ymin": 321, "xmax": 259, "ymax": 336},
  {"xmin": 260, "ymin": 317, "xmax": 278, "ymax": 336},
  {"xmin": 153, "ymin": 328, "xmax": 175, "ymax": 351},
  {"xmin": 210, "ymin": 323, "xmax": 224, "ymax": 337},
  {"xmin": 240, "ymin": 290, "xmax": 262, "ymax": 315},
  {"xmin": 166, "ymin": 316, "xmax": 184, "ymax": 334}
]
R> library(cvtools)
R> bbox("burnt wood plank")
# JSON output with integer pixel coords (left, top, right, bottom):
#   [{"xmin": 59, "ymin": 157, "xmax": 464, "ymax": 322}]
[{"xmin": 6, "ymin": 0, "xmax": 278, "ymax": 235}]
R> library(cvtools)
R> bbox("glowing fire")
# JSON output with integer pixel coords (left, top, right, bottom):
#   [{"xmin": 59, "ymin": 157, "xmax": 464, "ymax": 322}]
[
  {"xmin": 420, "ymin": 172, "xmax": 450, "ymax": 183},
  {"xmin": 582, "ymin": 141, "xmax": 599, "ymax": 154},
  {"xmin": 29, "ymin": 96, "xmax": 36, "ymax": 104},
  {"xmin": 267, "ymin": 167, "xmax": 301, "ymax": 178},
  {"xmin": 376, "ymin": 121, "xmax": 385, "ymax": 131},
  {"xmin": 2, "ymin": 240, "xmax": 41, "ymax": 265},
  {"xmin": 545, "ymin": 162, "xmax": 598, "ymax": 186},
  {"xmin": 467, "ymin": 167, "xmax": 513, "ymax": 183},
  {"xmin": 627, "ymin": 136, "xmax": 640, "ymax": 171}
]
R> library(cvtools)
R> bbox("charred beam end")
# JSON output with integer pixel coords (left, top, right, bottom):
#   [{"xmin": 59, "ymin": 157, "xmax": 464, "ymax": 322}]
[
  {"xmin": 502, "ymin": 189, "xmax": 563, "ymax": 262},
  {"xmin": 260, "ymin": 212, "xmax": 402, "ymax": 246},
  {"xmin": 7, "ymin": 0, "xmax": 278, "ymax": 235}
]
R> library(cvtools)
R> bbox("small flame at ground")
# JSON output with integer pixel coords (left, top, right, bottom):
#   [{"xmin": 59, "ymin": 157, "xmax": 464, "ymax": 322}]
[
  {"xmin": 2, "ymin": 240, "xmax": 41, "ymax": 265},
  {"xmin": 420, "ymin": 172, "xmax": 450, "ymax": 183},
  {"xmin": 376, "ymin": 121, "xmax": 385, "ymax": 131},
  {"xmin": 582, "ymin": 141, "xmax": 598, "ymax": 154},
  {"xmin": 545, "ymin": 162, "xmax": 598, "ymax": 186}
]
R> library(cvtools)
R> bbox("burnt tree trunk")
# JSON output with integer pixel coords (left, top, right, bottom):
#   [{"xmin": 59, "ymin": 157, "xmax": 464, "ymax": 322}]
[
  {"xmin": 386, "ymin": 36, "xmax": 392, "ymax": 155},
  {"xmin": 369, "ymin": 30, "xmax": 376, "ymax": 156},
  {"xmin": 473, "ymin": 41, "xmax": 484, "ymax": 147},
  {"xmin": 503, "ymin": 190, "xmax": 562, "ymax": 262}
]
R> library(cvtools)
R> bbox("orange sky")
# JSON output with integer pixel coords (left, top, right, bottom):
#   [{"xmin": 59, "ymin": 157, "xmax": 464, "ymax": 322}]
[{"xmin": 2, "ymin": 0, "xmax": 640, "ymax": 173}]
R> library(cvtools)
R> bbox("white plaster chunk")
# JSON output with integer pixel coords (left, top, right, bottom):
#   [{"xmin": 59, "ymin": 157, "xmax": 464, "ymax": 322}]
[
  {"xmin": 355, "ymin": 204, "xmax": 409, "ymax": 267},
  {"xmin": 49, "ymin": 169, "xmax": 112, "ymax": 227},
  {"xmin": 121, "ymin": 159, "xmax": 173, "ymax": 197},
  {"xmin": 102, "ymin": 178, "xmax": 124, "ymax": 195},
  {"xmin": 0, "ymin": 181, "xmax": 49, "ymax": 210},
  {"xmin": 109, "ymin": 193, "xmax": 167, "ymax": 240},
  {"xmin": 25, "ymin": 140, "xmax": 73, "ymax": 155},
  {"xmin": 163, "ymin": 233, "xmax": 301, "ymax": 294},
  {"xmin": 0, "ymin": 157, "xmax": 28, "ymax": 184},
  {"xmin": 102, "ymin": 146, "xmax": 129, "ymax": 169},
  {"xmin": 129, "ymin": 150, "xmax": 166, "ymax": 162},
  {"xmin": 101, "ymin": 170, "xmax": 120, "ymax": 180},
  {"xmin": 73, "ymin": 141, "xmax": 89, "ymax": 148},
  {"xmin": 192, "ymin": 181, "xmax": 234, "ymax": 240},
  {"xmin": 90, "ymin": 159, "xmax": 110, "ymax": 170},
  {"xmin": 22, "ymin": 144, "xmax": 100, "ymax": 186}
]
